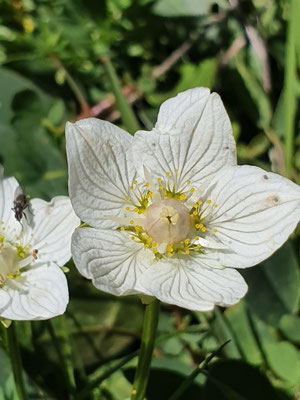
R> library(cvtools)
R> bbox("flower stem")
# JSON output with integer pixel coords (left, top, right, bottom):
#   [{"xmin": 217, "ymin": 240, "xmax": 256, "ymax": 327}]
[
  {"xmin": 7, "ymin": 323, "xmax": 28, "ymax": 400},
  {"xmin": 131, "ymin": 299, "xmax": 160, "ymax": 400}
]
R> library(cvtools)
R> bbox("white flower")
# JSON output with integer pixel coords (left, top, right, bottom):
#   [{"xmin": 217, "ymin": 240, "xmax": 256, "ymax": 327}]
[
  {"xmin": 66, "ymin": 87, "xmax": 300, "ymax": 311},
  {"xmin": 0, "ymin": 167, "xmax": 80, "ymax": 320}
]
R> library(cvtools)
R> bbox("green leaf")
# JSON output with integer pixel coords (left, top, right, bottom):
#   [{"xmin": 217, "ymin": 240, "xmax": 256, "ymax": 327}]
[
  {"xmin": 264, "ymin": 341, "xmax": 300, "ymax": 384},
  {"xmin": 153, "ymin": 0, "xmax": 228, "ymax": 17},
  {"xmin": 0, "ymin": 68, "xmax": 69, "ymax": 199},
  {"xmin": 211, "ymin": 308, "xmax": 241, "ymax": 360},
  {"xmin": 147, "ymin": 59, "xmax": 217, "ymax": 107},
  {"xmin": 242, "ymin": 242, "xmax": 300, "ymax": 326},
  {"xmin": 224, "ymin": 302, "xmax": 263, "ymax": 366},
  {"xmin": 279, "ymin": 314, "xmax": 300, "ymax": 344},
  {"xmin": 233, "ymin": 50, "xmax": 272, "ymax": 128}
]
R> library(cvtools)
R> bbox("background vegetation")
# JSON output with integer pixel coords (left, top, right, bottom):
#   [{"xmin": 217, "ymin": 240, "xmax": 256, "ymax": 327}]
[{"xmin": 0, "ymin": 0, "xmax": 300, "ymax": 399}]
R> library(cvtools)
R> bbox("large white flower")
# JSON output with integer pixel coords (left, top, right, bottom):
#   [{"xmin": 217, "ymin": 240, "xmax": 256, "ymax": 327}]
[
  {"xmin": 0, "ymin": 167, "xmax": 80, "ymax": 320},
  {"xmin": 66, "ymin": 87, "xmax": 300, "ymax": 311}
]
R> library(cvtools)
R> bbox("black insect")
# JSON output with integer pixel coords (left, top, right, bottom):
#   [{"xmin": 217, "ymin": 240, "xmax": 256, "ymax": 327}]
[{"xmin": 12, "ymin": 186, "xmax": 30, "ymax": 223}]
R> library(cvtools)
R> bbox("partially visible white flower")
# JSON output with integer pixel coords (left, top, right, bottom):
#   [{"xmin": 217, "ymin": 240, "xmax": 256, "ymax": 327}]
[
  {"xmin": 0, "ymin": 167, "xmax": 80, "ymax": 320},
  {"xmin": 66, "ymin": 87, "xmax": 300, "ymax": 311}
]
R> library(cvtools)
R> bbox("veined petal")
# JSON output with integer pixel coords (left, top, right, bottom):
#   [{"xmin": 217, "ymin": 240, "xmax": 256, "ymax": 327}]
[
  {"xmin": 0, "ymin": 263, "xmax": 68, "ymax": 320},
  {"xmin": 0, "ymin": 172, "xmax": 22, "ymax": 237},
  {"xmin": 138, "ymin": 257, "xmax": 247, "ymax": 311},
  {"xmin": 0, "ymin": 289, "xmax": 11, "ymax": 312},
  {"xmin": 133, "ymin": 89, "xmax": 236, "ymax": 189},
  {"xmin": 155, "ymin": 87, "xmax": 211, "ymax": 135},
  {"xmin": 206, "ymin": 166, "xmax": 300, "ymax": 268},
  {"xmin": 72, "ymin": 228, "xmax": 151, "ymax": 296},
  {"xmin": 66, "ymin": 118, "xmax": 137, "ymax": 229},
  {"xmin": 22, "ymin": 196, "xmax": 79, "ymax": 266}
]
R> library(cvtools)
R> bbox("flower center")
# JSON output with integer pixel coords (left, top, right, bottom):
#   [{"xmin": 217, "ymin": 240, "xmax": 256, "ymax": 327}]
[
  {"xmin": 0, "ymin": 232, "xmax": 37, "ymax": 285},
  {"xmin": 144, "ymin": 199, "xmax": 191, "ymax": 243}
]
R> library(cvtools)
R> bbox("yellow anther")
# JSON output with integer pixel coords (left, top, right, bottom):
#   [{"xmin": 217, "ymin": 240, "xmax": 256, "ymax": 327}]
[
  {"xmin": 197, "ymin": 244, "xmax": 202, "ymax": 248},
  {"xmin": 190, "ymin": 188, "xmax": 195, "ymax": 193},
  {"xmin": 133, "ymin": 180, "xmax": 138, "ymax": 185},
  {"xmin": 174, "ymin": 169, "xmax": 178, "ymax": 173},
  {"xmin": 148, "ymin": 191, "xmax": 153, "ymax": 197},
  {"xmin": 185, "ymin": 250, "xmax": 190, "ymax": 254},
  {"xmin": 167, "ymin": 252, "xmax": 173, "ymax": 257},
  {"xmin": 146, "ymin": 236, "xmax": 153, "ymax": 242},
  {"xmin": 192, "ymin": 211, "xmax": 198, "ymax": 216},
  {"xmin": 187, "ymin": 180, "xmax": 191, "ymax": 185},
  {"xmin": 166, "ymin": 172, "xmax": 171, "ymax": 177},
  {"xmin": 126, "ymin": 196, "xmax": 130, "ymax": 201},
  {"xmin": 166, "ymin": 244, "xmax": 173, "ymax": 252},
  {"xmin": 195, "ymin": 224, "xmax": 200, "ymax": 229},
  {"xmin": 131, "ymin": 236, "xmax": 135, "ymax": 240},
  {"xmin": 120, "ymin": 227, "xmax": 125, "ymax": 231},
  {"xmin": 154, "ymin": 249, "xmax": 158, "ymax": 254},
  {"xmin": 145, "ymin": 182, "xmax": 150, "ymax": 187},
  {"xmin": 199, "ymin": 224, "xmax": 203, "ymax": 228},
  {"xmin": 130, "ymin": 220, "xmax": 134, "ymax": 225},
  {"xmin": 184, "ymin": 238, "xmax": 190, "ymax": 245},
  {"xmin": 163, "ymin": 192, "xmax": 168, "ymax": 197},
  {"xmin": 214, "ymin": 204, "xmax": 218, "ymax": 208},
  {"xmin": 179, "ymin": 194, "xmax": 186, "ymax": 200},
  {"xmin": 195, "ymin": 236, "xmax": 199, "ymax": 240},
  {"xmin": 134, "ymin": 208, "xmax": 139, "ymax": 212},
  {"xmin": 0, "ymin": 235, "xmax": 4, "ymax": 243},
  {"xmin": 207, "ymin": 200, "xmax": 212, "ymax": 204},
  {"xmin": 213, "ymin": 229, "xmax": 218, "ymax": 233},
  {"xmin": 197, "ymin": 200, "xmax": 202, "ymax": 205},
  {"xmin": 152, "ymin": 242, "xmax": 158, "ymax": 247},
  {"xmin": 126, "ymin": 207, "xmax": 131, "ymax": 211},
  {"xmin": 193, "ymin": 204, "xmax": 198, "ymax": 209},
  {"xmin": 159, "ymin": 185, "xmax": 164, "ymax": 190},
  {"xmin": 157, "ymin": 178, "xmax": 162, "ymax": 183},
  {"xmin": 145, "ymin": 243, "xmax": 150, "ymax": 248},
  {"xmin": 130, "ymin": 186, "xmax": 134, "ymax": 190},
  {"xmin": 201, "ymin": 227, "xmax": 206, "ymax": 232}
]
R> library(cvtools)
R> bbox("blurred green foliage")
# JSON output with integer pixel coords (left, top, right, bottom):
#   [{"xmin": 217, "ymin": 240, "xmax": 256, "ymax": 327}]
[{"xmin": 0, "ymin": 0, "xmax": 300, "ymax": 399}]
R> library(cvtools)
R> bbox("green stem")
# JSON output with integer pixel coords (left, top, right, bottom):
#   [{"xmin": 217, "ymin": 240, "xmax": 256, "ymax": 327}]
[
  {"xmin": 284, "ymin": 0, "xmax": 299, "ymax": 178},
  {"xmin": 7, "ymin": 323, "xmax": 28, "ymax": 400},
  {"xmin": 131, "ymin": 299, "xmax": 160, "ymax": 400},
  {"xmin": 101, "ymin": 55, "xmax": 140, "ymax": 134},
  {"xmin": 47, "ymin": 317, "xmax": 76, "ymax": 397}
]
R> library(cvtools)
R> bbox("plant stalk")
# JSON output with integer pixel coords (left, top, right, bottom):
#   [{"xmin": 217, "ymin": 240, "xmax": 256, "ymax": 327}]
[
  {"xmin": 131, "ymin": 299, "xmax": 160, "ymax": 400},
  {"xmin": 7, "ymin": 323, "xmax": 28, "ymax": 400}
]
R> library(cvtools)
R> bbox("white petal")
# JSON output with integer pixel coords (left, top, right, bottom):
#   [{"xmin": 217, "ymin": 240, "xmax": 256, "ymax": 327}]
[
  {"xmin": 71, "ymin": 228, "xmax": 151, "ymax": 296},
  {"xmin": 138, "ymin": 257, "xmax": 248, "ymax": 311},
  {"xmin": 0, "ymin": 289, "xmax": 11, "ymax": 312},
  {"xmin": 133, "ymin": 89, "xmax": 236, "ymax": 189},
  {"xmin": 66, "ymin": 118, "xmax": 137, "ymax": 229},
  {"xmin": 0, "ymin": 173, "xmax": 22, "ymax": 237},
  {"xmin": 0, "ymin": 263, "xmax": 68, "ymax": 320},
  {"xmin": 21, "ymin": 196, "xmax": 79, "ymax": 266},
  {"xmin": 155, "ymin": 87, "xmax": 211, "ymax": 135},
  {"xmin": 205, "ymin": 166, "xmax": 300, "ymax": 268}
]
